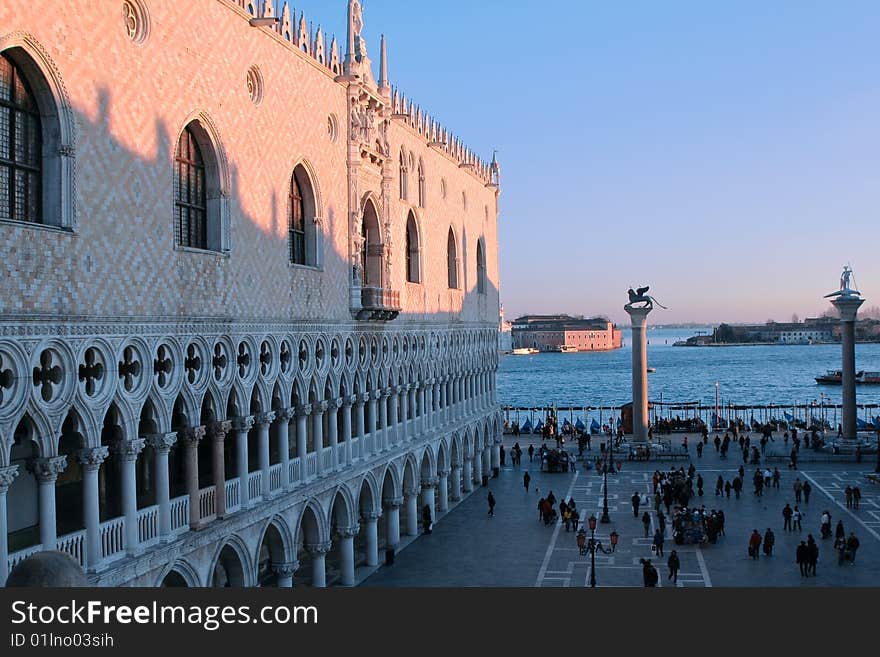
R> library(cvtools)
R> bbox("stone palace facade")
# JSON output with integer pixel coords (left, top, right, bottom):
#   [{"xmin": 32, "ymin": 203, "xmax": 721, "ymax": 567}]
[{"xmin": 0, "ymin": 0, "xmax": 501, "ymax": 587}]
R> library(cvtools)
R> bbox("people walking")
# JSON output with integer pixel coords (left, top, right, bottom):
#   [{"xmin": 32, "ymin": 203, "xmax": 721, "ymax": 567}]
[
  {"xmin": 807, "ymin": 535, "xmax": 819, "ymax": 575},
  {"xmin": 523, "ymin": 471, "xmax": 531, "ymax": 492},
  {"xmin": 632, "ymin": 491, "xmax": 641, "ymax": 518},
  {"xmin": 748, "ymin": 529, "xmax": 762, "ymax": 560},
  {"xmin": 783, "ymin": 503, "xmax": 793, "ymax": 531},
  {"xmin": 732, "ymin": 477, "xmax": 742, "ymax": 500},
  {"xmin": 820, "ymin": 510, "xmax": 832, "ymax": 539},
  {"xmin": 793, "ymin": 478, "xmax": 803, "ymax": 504},
  {"xmin": 844, "ymin": 486, "xmax": 853, "ymax": 509},
  {"xmin": 772, "ymin": 467, "xmax": 781, "ymax": 489},
  {"xmin": 715, "ymin": 475, "xmax": 724, "ymax": 496},
  {"xmin": 658, "ymin": 510, "xmax": 667, "ymax": 536},
  {"xmin": 793, "ymin": 506, "xmax": 802, "ymax": 532},
  {"xmin": 528, "ymin": 444, "xmax": 534, "ymax": 463},
  {"xmin": 667, "ymin": 550, "xmax": 680, "ymax": 583},
  {"xmin": 724, "ymin": 480, "xmax": 732, "ymax": 498},
  {"xmin": 422, "ymin": 504, "xmax": 433, "ymax": 534},
  {"xmin": 487, "ymin": 491, "xmax": 496, "ymax": 517},
  {"xmin": 846, "ymin": 533, "xmax": 860, "ymax": 564},
  {"xmin": 763, "ymin": 528, "xmax": 775, "ymax": 556},
  {"xmin": 835, "ymin": 519, "xmax": 845, "ymax": 542},
  {"xmin": 642, "ymin": 511, "xmax": 651, "ymax": 538},
  {"xmin": 653, "ymin": 528, "xmax": 665, "ymax": 557},
  {"xmin": 853, "ymin": 486, "xmax": 861, "ymax": 510},
  {"xmin": 796, "ymin": 541, "xmax": 808, "ymax": 576},
  {"xmin": 803, "ymin": 480, "xmax": 812, "ymax": 504},
  {"xmin": 642, "ymin": 558, "xmax": 659, "ymax": 587}
]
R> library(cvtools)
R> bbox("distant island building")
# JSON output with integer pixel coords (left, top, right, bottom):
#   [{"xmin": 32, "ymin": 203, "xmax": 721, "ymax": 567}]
[
  {"xmin": 677, "ymin": 316, "xmax": 880, "ymax": 345},
  {"xmin": 511, "ymin": 315, "xmax": 622, "ymax": 352}
]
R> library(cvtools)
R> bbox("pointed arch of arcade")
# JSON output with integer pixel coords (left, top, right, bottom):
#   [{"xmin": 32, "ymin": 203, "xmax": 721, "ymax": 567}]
[
  {"xmin": 156, "ymin": 559, "xmax": 202, "ymax": 588},
  {"xmin": 208, "ymin": 534, "xmax": 254, "ymax": 588},
  {"xmin": 255, "ymin": 515, "xmax": 295, "ymax": 586}
]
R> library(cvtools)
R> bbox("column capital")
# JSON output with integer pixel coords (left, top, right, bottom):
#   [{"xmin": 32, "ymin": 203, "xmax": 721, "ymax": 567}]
[
  {"xmin": 360, "ymin": 511, "xmax": 381, "ymax": 522},
  {"xmin": 209, "ymin": 420, "xmax": 232, "ymax": 441},
  {"xmin": 0, "ymin": 464, "xmax": 20, "ymax": 491},
  {"xmin": 78, "ymin": 446, "xmax": 109, "ymax": 471},
  {"xmin": 180, "ymin": 426, "xmax": 206, "ymax": 447},
  {"xmin": 383, "ymin": 496, "xmax": 404, "ymax": 509},
  {"xmin": 275, "ymin": 407, "xmax": 296, "ymax": 423},
  {"xmin": 313, "ymin": 401, "xmax": 328, "ymax": 414},
  {"xmin": 438, "ymin": 469, "xmax": 450, "ymax": 478},
  {"xmin": 379, "ymin": 390, "xmax": 391, "ymax": 400},
  {"xmin": 114, "ymin": 438, "xmax": 146, "ymax": 461},
  {"xmin": 295, "ymin": 404, "xmax": 313, "ymax": 418},
  {"xmin": 404, "ymin": 486, "xmax": 420, "ymax": 498},
  {"xmin": 232, "ymin": 416, "xmax": 255, "ymax": 433},
  {"xmin": 370, "ymin": 390, "xmax": 382, "ymax": 401},
  {"xmin": 144, "ymin": 432, "xmax": 177, "ymax": 452},
  {"xmin": 254, "ymin": 411, "xmax": 276, "ymax": 426},
  {"xmin": 305, "ymin": 542, "xmax": 332, "ymax": 556},
  {"xmin": 394, "ymin": 384, "xmax": 405, "ymax": 394},
  {"xmin": 344, "ymin": 395, "xmax": 356, "ymax": 408},
  {"xmin": 28, "ymin": 455, "xmax": 67, "ymax": 482},
  {"xmin": 271, "ymin": 561, "xmax": 300, "ymax": 577},
  {"xmin": 336, "ymin": 524, "xmax": 360, "ymax": 539},
  {"xmin": 326, "ymin": 398, "xmax": 340, "ymax": 412},
  {"xmin": 421, "ymin": 477, "xmax": 439, "ymax": 490}
]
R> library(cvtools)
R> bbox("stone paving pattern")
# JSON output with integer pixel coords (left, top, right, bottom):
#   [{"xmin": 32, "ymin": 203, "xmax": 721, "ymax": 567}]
[{"xmin": 363, "ymin": 436, "xmax": 880, "ymax": 587}]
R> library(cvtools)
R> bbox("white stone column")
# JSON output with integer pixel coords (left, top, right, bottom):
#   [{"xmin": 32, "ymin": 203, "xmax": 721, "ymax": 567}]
[
  {"xmin": 355, "ymin": 395, "xmax": 366, "ymax": 456},
  {"xmin": 400, "ymin": 385, "xmax": 410, "ymax": 441},
  {"xmin": 255, "ymin": 412, "xmax": 274, "ymax": 497},
  {"xmin": 461, "ymin": 458, "xmax": 473, "ymax": 493},
  {"xmin": 343, "ymin": 396, "xmax": 354, "ymax": 465},
  {"xmin": 833, "ymin": 295, "xmax": 865, "ymax": 441},
  {"xmin": 384, "ymin": 498, "xmax": 401, "ymax": 547},
  {"xmin": 388, "ymin": 389, "xmax": 399, "ymax": 446},
  {"xmin": 420, "ymin": 385, "xmax": 428, "ymax": 433},
  {"xmin": 450, "ymin": 465, "xmax": 462, "ymax": 502},
  {"xmin": 145, "ymin": 433, "xmax": 177, "ymax": 540},
  {"xmin": 181, "ymin": 426, "xmax": 205, "ymax": 529},
  {"xmin": 233, "ymin": 416, "xmax": 254, "ymax": 506},
  {"xmin": 475, "ymin": 449, "xmax": 485, "ymax": 485},
  {"xmin": 378, "ymin": 392, "xmax": 389, "ymax": 452},
  {"xmin": 337, "ymin": 525, "xmax": 359, "ymax": 586},
  {"xmin": 312, "ymin": 403, "xmax": 326, "ymax": 477},
  {"xmin": 366, "ymin": 392, "xmax": 378, "ymax": 453},
  {"xmin": 440, "ymin": 380, "xmax": 448, "ymax": 424},
  {"xmin": 30, "ymin": 456, "xmax": 67, "ymax": 550},
  {"xmin": 118, "ymin": 438, "xmax": 145, "ymax": 555},
  {"xmin": 295, "ymin": 406, "xmax": 310, "ymax": 481},
  {"xmin": 307, "ymin": 542, "xmax": 330, "ymax": 588},
  {"xmin": 272, "ymin": 561, "xmax": 297, "ymax": 588},
  {"xmin": 0, "ymin": 465, "xmax": 20, "ymax": 587},
  {"xmin": 432, "ymin": 382, "xmax": 440, "ymax": 428},
  {"xmin": 420, "ymin": 479, "xmax": 437, "ymax": 523},
  {"xmin": 209, "ymin": 422, "xmax": 230, "ymax": 518},
  {"xmin": 437, "ymin": 470, "xmax": 449, "ymax": 512},
  {"xmin": 409, "ymin": 386, "xmax": 418, "ymax": 434},
  {"xmin": 625, "ymin": 303, "xmax": 653, "ymax": 443},
  {"xmin": 327, "ymin": 399, "xmax": 340, "ymax": 470},
  {"xmin": 404, "ymin": 487, "xmax": 419, "ymax": 536},
  {"xmin": 275, "ymin": 409, "xmax": 294, "ymax": 489},
  {"xmin": 361, "ymin": 512, "xmax": 380, "ymax": 566},
  {"xmin": 78, "ymin": 446, "xmax": 108, "ymax": 570},
  {"xmin": 491, "ymin": 442, "xmax": 501, "ymax": 474}
]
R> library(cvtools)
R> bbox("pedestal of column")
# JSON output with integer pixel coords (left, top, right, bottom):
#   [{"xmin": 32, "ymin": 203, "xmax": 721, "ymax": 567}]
[
  {"xmin": 473, "ymin": 451, "xmax": 484, "ymax": 486},
  {"xmin": 78, "ymin": 447, "xmax": 108, "ymax": 570},
  {"xmin": 361, "ymin": 512, "xmax": 379, "ymax": 566},
  {"xmin": 0, "ymin": 466, "xmax": 19, "ymax": 587},
  {"xmin": 30, "ymin": 456, "xmax": 67, "ymax": 550},
  {"xmin": 625, "ymin": 304, "xmax": 653, "ymax": 443},
  {"xmin": 833, "ymin": 296, "xmax": 865, "ymax": 441},
  {"xmin": 420, "ymin": 480, "xmax": 437, "ymax": 525},
  {"xmin": 145, "ymin": 433, "xmax": 177, "ymax": 540},
  {"xmin": 233, "ymin": 416, "xmax": 254, "ymax": 506}
]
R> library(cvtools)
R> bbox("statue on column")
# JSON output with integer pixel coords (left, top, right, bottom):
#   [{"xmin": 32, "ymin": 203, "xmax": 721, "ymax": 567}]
[
  {"xmin": 625, "ymin": 286, "xmax": 668, "ymax": 311},
  {"xmin": 825, "ymin": 265, "xmax": 860, "ymax": 299}
]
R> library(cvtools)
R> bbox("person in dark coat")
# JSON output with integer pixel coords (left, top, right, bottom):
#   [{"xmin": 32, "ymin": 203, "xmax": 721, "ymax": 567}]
[
  {"xmin": 653, "ymin": 528, "xmax": 665, "ymax": 557},
  {"xmin": 783, "ymin": 503, "xmax": 793, "ymax": 531},
  {"xmin": 528, "ymin": 444, "xmax": 534, "ymax": 462},
  {"xmin": 803, "ymin": 480, "xmax": 812, "ymax": 504},
  {"xmin": 846, "ymin": 533, "xmax": 860, "ymax": 564},
  {"xmin": 835, "ymin": 519, "xmax": 845, "ymax": 542},
  {"xmin": 796, "ymin": 541, "xmax": 808, "ymax": 576},
  {"xmin": 487, "ymin": 491, "xmax": 496, "ymax": 517},
  {"xmin": 641, "ymin": 559, "xmax": 659, "ymax": 587},
  {"xmin": 807, "ymin": 534, "xmax": 819, "ymax": 575},
  {"xmin": 641, "ymin": 511, "xmax": 651, "ymax": 537},
  {"xmin": 632, "ymin": 492, "xmax": 641, "ymax": 518},
  {"xmin": 523, "ymin": 471, "xmax": 531, "ymax": 492},
  {"xmin": 422, "ymin": 504, "xmax": 433, "ymax": 534},
  {"xmin": 667, "ymin": 550, "xmax": 681, "ymax": 583},
  {"xmin": 763, "ymin": 528, "xmax": 775, "ymax": 556},
  {"xmin": 748, "ymin": 529, "xmax": 762, "ymax": 559}
]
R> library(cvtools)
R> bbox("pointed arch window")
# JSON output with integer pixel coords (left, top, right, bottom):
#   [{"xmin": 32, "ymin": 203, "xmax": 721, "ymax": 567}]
[
  {"xmin": 477, "ymin": 239, "xmax": 486, "ymax": 294},
  {"xmin": 405, "ymin": 211, "xmax": 420, "ymax": 283},
  {"xmin": 417, "ymin": 159, "xmax": 426, "ymax": 208},
  {"xmin": 399, "ymin": 150, "xmax": 408, "ymax": 201},
  {"xmin": 288, "ymin": 165, "xmax": 320, "ymax": 267},
  {"xmin": 447, "ymin": 227, "xmax": 459, "ymax": 289},
  {"xmin": 289, "ymin": 174, "xmax": 305, "ymax": 264},
  {"xmin": 174, "ymin": 126, "xmax": 207, "ymax": 249},
  {"xmin": 0, "ymin": 53, "xmax": 42, "ymax": 224}
]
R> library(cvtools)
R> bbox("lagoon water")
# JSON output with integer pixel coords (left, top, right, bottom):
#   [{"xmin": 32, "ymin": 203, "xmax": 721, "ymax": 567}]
[{"xmin": 497, "ymin": 327, "xmax": 880, "ymax": 415}]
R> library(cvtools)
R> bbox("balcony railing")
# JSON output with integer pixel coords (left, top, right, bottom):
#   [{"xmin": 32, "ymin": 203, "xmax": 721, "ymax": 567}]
[{"xmin": 357, "ymin": 286, "xmax": 401, "ymax": 321}]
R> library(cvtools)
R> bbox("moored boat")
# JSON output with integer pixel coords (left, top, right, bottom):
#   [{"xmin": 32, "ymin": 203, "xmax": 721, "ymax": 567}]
[
  {"xmin": 815, "ymin": 370, "xmax": 880, "ymax": 385},
  {"xmin": 512, "ymin": 347, "xmax": 539, "ymax": 355}
]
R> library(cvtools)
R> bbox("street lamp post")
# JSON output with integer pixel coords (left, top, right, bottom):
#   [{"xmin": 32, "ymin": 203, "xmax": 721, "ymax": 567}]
[
  {"xmin": 600, "ymin": 464, "xmax": 611, "ymax": 524},
  {"xmin": 587, "ymin": 514, "xmax": 613, "ymax": 588}
]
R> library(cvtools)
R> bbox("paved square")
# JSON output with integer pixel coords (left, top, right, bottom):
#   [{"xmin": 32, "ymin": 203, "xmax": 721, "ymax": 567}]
[{"xmin": 362, "ymin": 439, "xmax": 880, "ymax": 587}]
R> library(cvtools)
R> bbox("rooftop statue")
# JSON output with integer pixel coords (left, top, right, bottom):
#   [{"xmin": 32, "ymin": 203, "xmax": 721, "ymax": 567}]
[{"xmin": 626, "ymin": 286, "xmax": 668, "ymax": 311}]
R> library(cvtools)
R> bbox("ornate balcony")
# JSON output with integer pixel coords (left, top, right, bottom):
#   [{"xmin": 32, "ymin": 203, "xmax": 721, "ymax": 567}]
[{"xmin": 357, "ymin": 286, "xmax": 402, "ymax": 321}]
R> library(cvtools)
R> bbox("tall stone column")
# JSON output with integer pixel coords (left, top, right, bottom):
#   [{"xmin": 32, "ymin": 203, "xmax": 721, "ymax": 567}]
[
  {"xmin": 461, "ymin": 458, "xmax": 473, "ymax": 493},
  {"xmin": 343, "ymin": 396, "xmax": 355, "ymax": 465},
  {"xmin": 118, "ymin": 438, "xmax": 145, "ymax": 555},
  {"xmin": 378, "ymin": 392, "xmax": 389, "ymax": 452},
  {"xmin": 30, "ymin": 456, "xmax": 67, "ymax": 550},
  {"xmin": 209, "ymin": 422, "xmax": 230, "ymax": 518},
  {"xmin": 420, "ymin": 385, "xmax": 428, "ymax": 432},
  {"xmin": 432, "ymin": 382, "xmax": 440, "ymax": 428},
  {"xmin": 383, "ymin": 498, "xmax": 401, "ymax": 547},
  {"xmin": 450, "ymin": 465, "xmax": 461, "ymax": 502},
  {"xmin": 275, "ymin": 409, "xmax": 294, "ymax": 489},
  {"xmin": 400, "ymin": 385, "xmax": 410, "ymax": 441},
  {"xmin": 337, "ymin": 525, "xmax": 359, "ymax": 586},
  {"xmin": 0, "ymin": 465, "xmax": 20, "ymax": 586},
  {"xmin": 182, "ymin": 426, "xmax": 206, "ymax": 529},
  {"xmin": 255, "ymin": 412, "xmax": 274, "ymax": 497},
  {"xmin": 440, "ymin": 380, "xmax": 448, "ymax": 424},
  {"xmin": 404, "ymin": 488, "xmax": 419, "ymax": 536},
  {"xmin": 79, "ymin": 447, "xmax": 108, "ymax": 570},
  {"xmin": 233, "ymin": 416, "xmax": 254, "ymax": 506},
  {"xmin": 491, "ymin": 442, "xmax": 500, "ymax": 476},
  {"xmin": 625, "ymin": 303, "xmax": 653, "ymax": 443},
  {"xmin": 367, "ymin": 392, "xmax": 378, "ymax": 453},
  {"xmin": 306, "ymin": 542, "xmax": 330, "ymax": 588},
  {"xmin": 832, "ymin": 296, "xmax": 865, "ymax": 441},
  {"xmin": 473, "ymin": 450, "xmax": 483, "ymax": 486},
  {"xmin": 327, "ymin": 399, "xmax": 340, "ymax": 470},
  {"xmin": 313, "ymin": 403, "xmax": 326, "ymax": 477},
  {"xmin": 355, "ymin": 395, "xmax": 366, "ymax": 456},
  {"xmin": 272, "ymin": 561, "xmax": 297, "ymax": 588},
  {"xmin": 389, "ymin": 388, "xmax": 399, "ymax": 445},
  {"xmin": 361, "ymin": 512, "xmax": 380, "ymax": 566},
  {"xmin": 295, "ymin": 406, "xmax": 310, "ymax": 482},
  {"xmin": 145, "ymin": 433, "xmax": 177, "ymax": 540},
  {"xmin": 420, "ymin": 479, "xmax": 437, "ymax": 522},
  {"xmin": 437, "ymin": 469, "xmax": 449, "ymax": 512}
]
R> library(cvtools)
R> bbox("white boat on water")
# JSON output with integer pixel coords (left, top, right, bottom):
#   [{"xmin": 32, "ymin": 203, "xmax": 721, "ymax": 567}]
[{"xmin": 512, "ymin": 347, "xmax": 539, "ymax": 355}]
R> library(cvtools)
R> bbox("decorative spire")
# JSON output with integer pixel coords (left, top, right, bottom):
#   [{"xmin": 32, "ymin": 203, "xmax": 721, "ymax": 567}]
[{"xmin": 378, "ymin": 34, "xmax": 389, "ymax": 90}]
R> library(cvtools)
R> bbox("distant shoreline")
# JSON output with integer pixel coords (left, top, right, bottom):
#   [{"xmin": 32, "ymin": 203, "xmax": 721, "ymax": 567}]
[{"xmin": 673, "ymin": 341, "xmax": 880, "ymax": 347}]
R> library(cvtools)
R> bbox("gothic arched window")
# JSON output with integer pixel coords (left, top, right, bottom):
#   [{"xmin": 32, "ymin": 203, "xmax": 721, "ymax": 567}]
[
  {"xmin": 399, "ymin": 150, "xmax": 408, "ymax": 201},
  {"xmin": 417, "ymin": 159, "xmax": 426, "ymax": 208},
  {"xmin": 405, "ymin": 211, "xmax": 420, "ymax": 283},
  {"xmin": 174, "ymin": 126, "xmax": 207, "ymax": 249},
  {"xmin": 476, "ymin": 239, "xmax": 486, "ymax": 294},
  {"xmin": 447, "ymin": 227, "xmax": 459, "ymax": 289},
  {"xmin": 288, "ymin": 164, "xmax": 320, "ymax": 267},
  {"xmin": 289, "ymin": 174, "xmax": 305, "ymax": 265},
  {"xmin": 0, "ymin": 53, "xmax": 42, "ymax": 224}
]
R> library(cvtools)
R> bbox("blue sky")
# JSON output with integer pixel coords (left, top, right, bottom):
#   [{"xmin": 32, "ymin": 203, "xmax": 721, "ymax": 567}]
[{"xmin": 288, "ymin": 1, "xmax": 880, "ymax": 324}]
